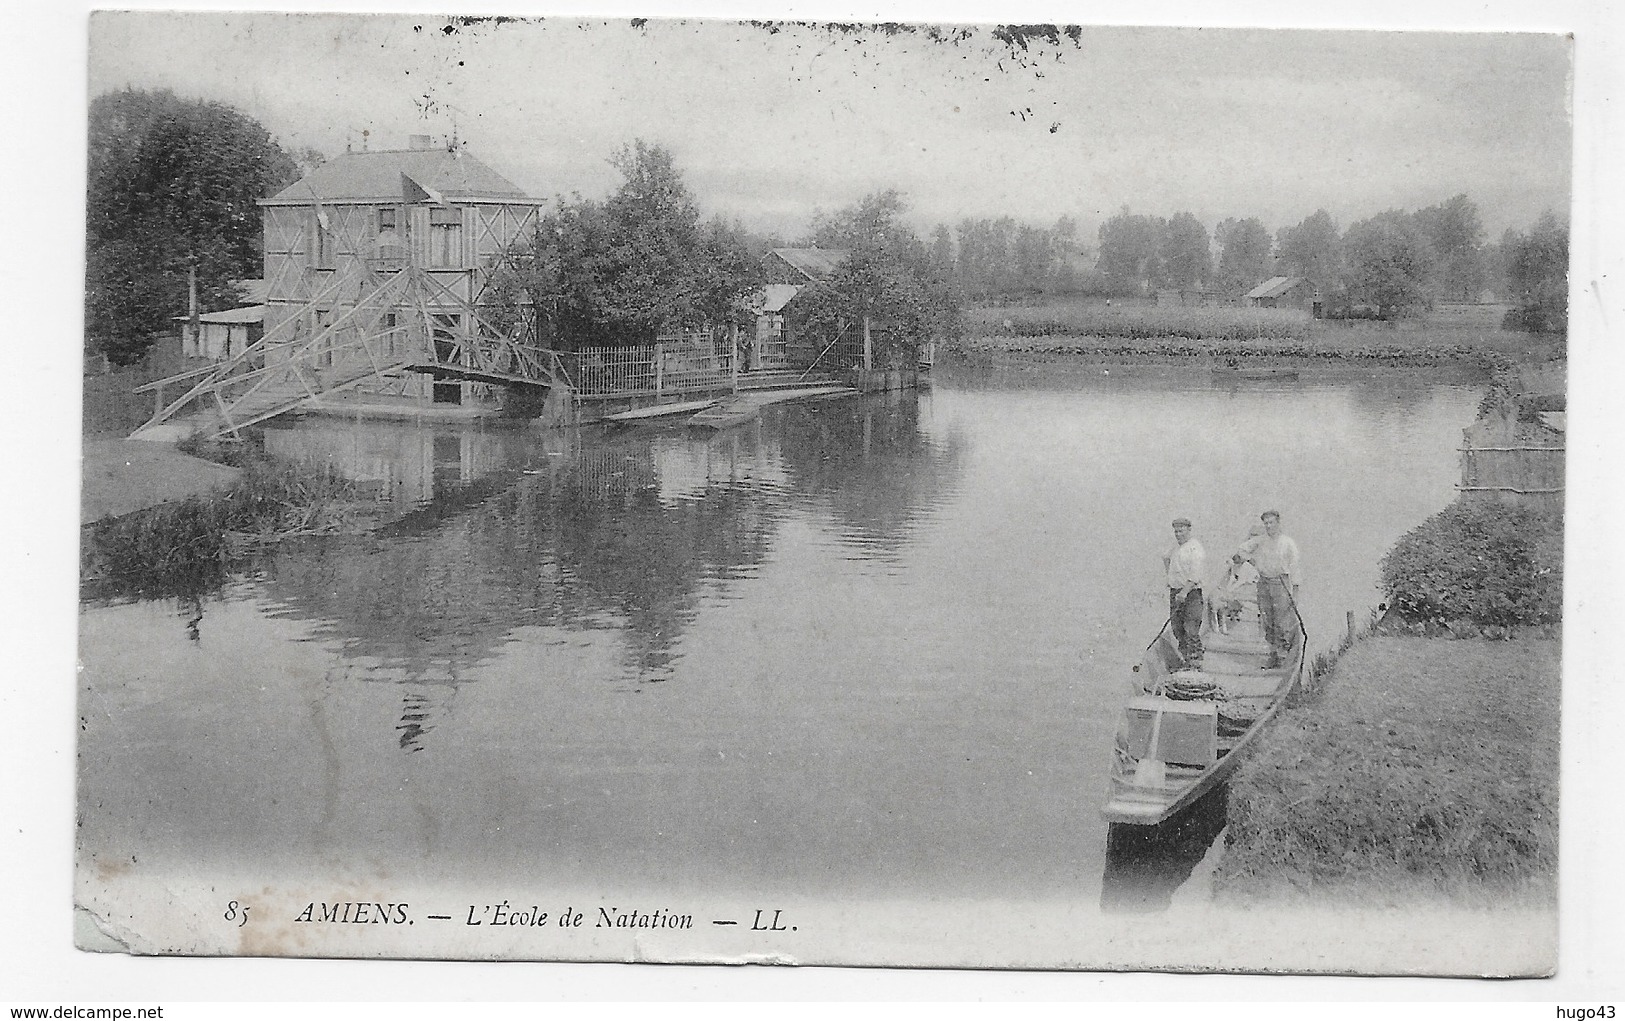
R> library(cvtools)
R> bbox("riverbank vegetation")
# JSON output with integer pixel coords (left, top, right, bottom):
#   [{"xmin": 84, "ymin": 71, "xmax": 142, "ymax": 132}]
[
  {"xmin": 949, "ymin": 299, "xmax": 1560, "ymax": 367},
  {"xmin": 949, "ymin": 332, "xmax": 1528, "ymax": 368},
  {"xmin": 968, "ymin": 303, "xmax": 1311, "ymax": 341},
  {"xmin": 1380, "ymin": 500, "xmax": 1563, "ymax": 633},
  {"xmin": 1212, "ymin": 635, "xmax": 1559, "ymax": 908},
  {"xmin": 83, "ymin": 448, "xmax": 372, "ymax": 597}
]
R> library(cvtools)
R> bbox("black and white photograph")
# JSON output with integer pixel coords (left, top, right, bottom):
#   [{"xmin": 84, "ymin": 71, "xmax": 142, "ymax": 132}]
[{"xmin": 10, "ymin": 0, "xmax": 1625, "ymax": 1003}]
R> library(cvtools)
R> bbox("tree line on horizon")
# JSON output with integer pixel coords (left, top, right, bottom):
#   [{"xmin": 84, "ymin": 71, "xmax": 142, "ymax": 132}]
[
  {"xmin": 83, "ymin": 88, "xmax": 1570, "ymax": 367},
  {"xmin": 1075, "ymin": 198, "xmax": 1568, "ymax": 329}
]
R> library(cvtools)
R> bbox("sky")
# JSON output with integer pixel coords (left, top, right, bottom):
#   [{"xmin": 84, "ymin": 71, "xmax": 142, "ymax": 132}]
[{"xmin": 86, "ymin": 12, "xmax": 1573, "ymax": 243}]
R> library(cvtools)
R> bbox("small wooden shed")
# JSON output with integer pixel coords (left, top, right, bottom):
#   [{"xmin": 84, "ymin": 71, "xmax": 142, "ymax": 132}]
[{"xmin": 1245, "ymin": 276, "xmax": 1320, "ymax": 315}]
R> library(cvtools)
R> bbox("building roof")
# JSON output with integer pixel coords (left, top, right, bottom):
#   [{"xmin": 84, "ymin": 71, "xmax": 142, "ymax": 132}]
[
  {"xmin": 1245, "ymin": 276, "xmax": 1309, "ymax": 299},
  {"xmin": 758, "ymin": 284, "xmax": 804, "ymax": 314},
  {"xmin": 264, "ymin": 147, "xmax": 533, "ymax": 204},
  {"xmin": 768, "ymin": 248, "xmax": 849, "ymax": 282},
  {"xmin": 176, "ymin": 305, "xmax": 265, "ymax": 325}
]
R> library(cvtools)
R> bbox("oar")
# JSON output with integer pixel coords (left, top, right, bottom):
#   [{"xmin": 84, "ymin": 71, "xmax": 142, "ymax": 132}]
[{"xmin": 1132, "ymin": 701, "xmax": 1167, "ymax": 789}]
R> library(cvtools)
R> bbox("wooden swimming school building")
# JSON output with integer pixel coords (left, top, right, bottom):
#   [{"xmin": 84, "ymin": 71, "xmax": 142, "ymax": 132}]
[{"xmin": 133, "ymin": 139, "xmax": 919, "ymax": 442}]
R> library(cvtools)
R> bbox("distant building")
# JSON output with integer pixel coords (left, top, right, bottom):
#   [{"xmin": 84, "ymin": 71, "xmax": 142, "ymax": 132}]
[
  {"xmin": 762, "ymin": 247, "xmax": 849, "ymax": 286},
  {"xmin": 752, "ymin": 248, "xmax": 849, "ymax": 369},
  {"xmin": 178, "ymin": 278, "xmax": 267, "ymax": 361},
  {"xmin": 257, "ymin": 136, "xmax": 543, "ymax": 405},
  {"xmin": 1245, "ymin": 276, "xmax": 1320, "ymax": 316}
]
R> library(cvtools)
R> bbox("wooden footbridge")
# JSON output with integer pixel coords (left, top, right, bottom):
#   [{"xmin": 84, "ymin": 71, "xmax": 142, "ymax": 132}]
[{"xmin": 131, "ymin": 263, "xmax": 569, "ymax": 441}]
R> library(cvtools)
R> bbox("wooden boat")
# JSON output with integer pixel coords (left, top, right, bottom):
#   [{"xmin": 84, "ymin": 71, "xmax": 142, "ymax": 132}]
[
  {"xmin": 1100, "ymin": 574, "xmax": 1306, "ymax": 826},
  {"xmin": 1211, "ymin": 365, "xmax": 1300, "ymax": 381}
]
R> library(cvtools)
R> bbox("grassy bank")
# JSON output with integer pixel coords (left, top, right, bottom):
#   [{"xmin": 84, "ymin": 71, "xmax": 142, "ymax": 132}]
[
  {"xmin": 82, "ymin": 447, "xmax": 375, "ymax": 598},
  {"xmin": 1212, "ymin": 634, "xmax": 1559, "ymax": 908}
]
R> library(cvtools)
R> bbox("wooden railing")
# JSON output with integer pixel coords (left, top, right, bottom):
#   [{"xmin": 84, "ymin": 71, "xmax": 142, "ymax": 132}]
[
  {"xmin": 1458, "ymin": 404, "xmax": 1565, "ymax": 510},
  {"xmin": 1458, "ymin": 443, "xmax": 1565, "ymax": 507}
]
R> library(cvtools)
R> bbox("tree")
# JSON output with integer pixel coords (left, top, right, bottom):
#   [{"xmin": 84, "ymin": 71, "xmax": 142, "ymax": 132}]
[
  {"xmin": 951, "ymin": 215, "xmax": 1076, "ymax": 299},
  {"xmin": 1276, "ymin": 210, "xmax": 1342, "ymax": 292},
  {"xmin": 1158, "ymin": 212, "xmax": 1211, "ymax": 289},
  {"xmin": 1096, "ymin": 209, "xmax": 1164, "ymax": 295},
  {"xmin": 1414, "ymin": 194, "xmax": 1485, "ymax": 301},
  {"xmin": 928, "ymin": 224, "xmax": 955, "ymax": 282},
  {"xmin": 1341, "ymin": 210, "xmax": 1438, "ymax": 319},
  {"xmin": 1011, "ymin": 223, "xmax": 1058, "ymax": 296},
  {"xmin": 1503, "ymin": 211, "xmax": 1569, "ymax": 333},
  {"xmin": 86, "ymin": 88, "xmax": 299, "ymax": 364},
  {"xmin": 1049, "ymin": 216, "xmax": 1081, "ymax": 293},
  {"xmin": 1214, "ymin": 217, "xmax": 1274, "ymax": 294},
  {"xmin": 487, "ymin": 140, "xmax": 760, "ymax": 349},
  {"xmin": 794, "ymin": 190, "xmax": 959, "ymax": 365}
]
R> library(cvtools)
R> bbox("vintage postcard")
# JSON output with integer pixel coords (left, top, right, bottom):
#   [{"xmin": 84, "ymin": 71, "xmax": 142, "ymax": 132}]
[{"xmin": 60, "ymin": 5, "xmax": 1608, "ymax": 986}]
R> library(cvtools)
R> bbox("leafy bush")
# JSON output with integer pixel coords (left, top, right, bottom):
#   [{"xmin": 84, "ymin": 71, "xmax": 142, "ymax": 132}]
[
  {"xmin": 1380, "ymin": 500, "xmax": 1563, "ymax": 627},
  {"xmin": 1502, "ymin": 305, "xmax": 1566, "ymax": 335}
]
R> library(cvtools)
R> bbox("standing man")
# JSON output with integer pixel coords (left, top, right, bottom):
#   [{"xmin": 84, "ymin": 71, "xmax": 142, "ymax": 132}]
[
  {"xmin": 1234, "ymin": 510, "xmax": 1301, "ymax": 668},
  {"xmin": 1162, "ymin": 517, "xmax": 1206, "ymax": 669}
]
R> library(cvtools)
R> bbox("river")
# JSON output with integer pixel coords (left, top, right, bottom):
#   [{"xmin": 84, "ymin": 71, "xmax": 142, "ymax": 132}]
[{"xmin": 77, "ymin": 361, "xmax": 1483, "ymax": 931}]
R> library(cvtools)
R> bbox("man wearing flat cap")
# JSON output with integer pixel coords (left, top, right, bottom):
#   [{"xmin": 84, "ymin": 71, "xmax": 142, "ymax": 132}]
[{"xmin": 1162, "ymin": 517, "xmax": 1206, "ymax": 668}]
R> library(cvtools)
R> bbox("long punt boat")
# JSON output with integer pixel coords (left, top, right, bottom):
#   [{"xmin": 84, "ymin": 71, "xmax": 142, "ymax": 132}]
[{"xmin": 1101, "ymin": 576, "xmax": 1306, "ymax": 826}]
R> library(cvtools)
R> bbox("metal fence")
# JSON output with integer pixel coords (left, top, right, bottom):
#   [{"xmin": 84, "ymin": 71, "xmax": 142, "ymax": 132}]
[{"xmin": 567, "ymin": 333, "xmax": 735, "ymax": 397}]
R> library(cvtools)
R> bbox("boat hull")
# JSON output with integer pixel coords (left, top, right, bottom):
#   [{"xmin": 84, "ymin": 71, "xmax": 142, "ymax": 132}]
[{"xmin": 1100, "ymin": 587, "xmax": 1305, "ymax": 826}]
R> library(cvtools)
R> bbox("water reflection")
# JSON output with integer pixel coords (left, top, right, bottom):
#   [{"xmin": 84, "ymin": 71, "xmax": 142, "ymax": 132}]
[
  {"xmin": 263, "ymin": 417, "xmax": 540, "ymax": 510},
  {"xmin": 250, "ymin": 394, "xmax": 964, "ymax": 748},
  {"xmin": 179, "ymin": 593, "xmax": 203, "ymax": 642},
  {"xmin": 1099, "ymin": 785, "xmax": 1229, "ymax": 913},
  {"xmin": 776, "ymin": 389, "xmax": 963, "ymax": 560}
]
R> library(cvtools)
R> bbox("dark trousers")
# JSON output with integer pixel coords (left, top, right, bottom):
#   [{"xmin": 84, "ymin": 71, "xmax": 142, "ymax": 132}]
[
  {"xmin": 1169, "ymin": 587, "xmax": 1204, "ymax": 666},
  {"xmin": 1256, "ymin": 576, "xmax": 1294, "ymax": 654}
]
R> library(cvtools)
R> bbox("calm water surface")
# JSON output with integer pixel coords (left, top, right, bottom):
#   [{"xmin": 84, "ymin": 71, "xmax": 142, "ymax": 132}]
[{"xmin": 78, "ymin": 362, "xmax": 1482, "ymax": 906}]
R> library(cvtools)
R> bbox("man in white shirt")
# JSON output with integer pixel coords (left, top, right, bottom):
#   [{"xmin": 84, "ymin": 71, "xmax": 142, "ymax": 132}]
[
  {"xmin": 1234, "ymin": 509, "xmax": 1302, "ymax": 668},
  {"xmin": 1162, "ymin": 517, "xmax": 1206, "ymax": 668}
]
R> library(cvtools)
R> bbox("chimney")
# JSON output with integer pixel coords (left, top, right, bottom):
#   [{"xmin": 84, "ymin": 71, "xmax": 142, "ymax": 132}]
[{"xmin": 409, "ymin": 134, "xmax": 435, "ymax": 150}]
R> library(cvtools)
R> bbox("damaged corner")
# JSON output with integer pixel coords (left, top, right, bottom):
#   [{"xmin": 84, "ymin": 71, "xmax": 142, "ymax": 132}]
[{"xmin": 74, "ymin": 903, "xmax": 137, "ymax": 954}]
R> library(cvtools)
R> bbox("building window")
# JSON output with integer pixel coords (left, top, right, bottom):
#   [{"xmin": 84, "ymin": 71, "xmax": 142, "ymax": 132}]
[
  {"xmin": 377, "ymin": 206, "xmax": 397, "ymax": 233},
  {"xmin": 314, "ymin": 214, "xmax": 336, "ymax": 268},
  {"xmin": 428, "ymin": 207, "xmax": 463, "ymax": 268}
]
